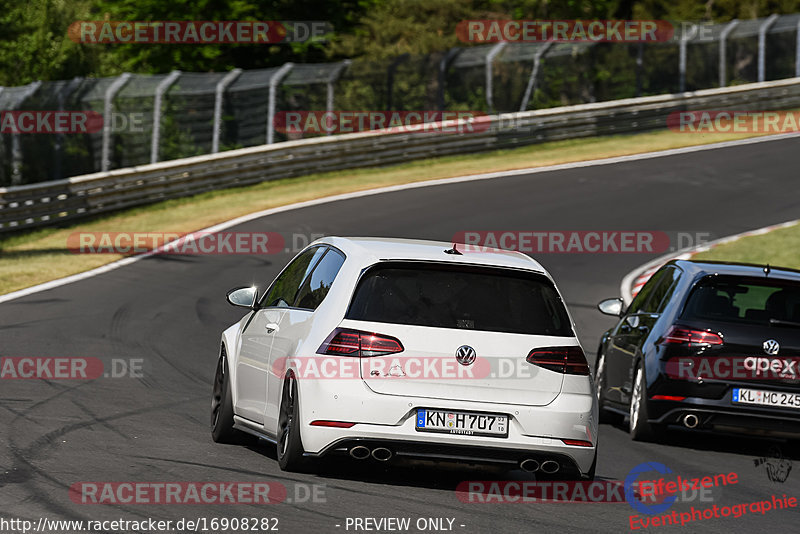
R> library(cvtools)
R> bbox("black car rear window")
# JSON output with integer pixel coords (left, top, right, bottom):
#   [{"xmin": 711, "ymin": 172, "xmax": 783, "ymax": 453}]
[
  {"xmin": 345, "ymin": 263, "xmax": 573, "ymax": 336},
  {"xmin": 681, "ymin": 275, "xmax": 800, "ymax": 327}
]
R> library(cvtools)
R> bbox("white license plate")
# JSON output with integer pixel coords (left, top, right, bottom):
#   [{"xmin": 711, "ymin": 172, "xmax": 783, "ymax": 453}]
[
  {"xmin": 732, "ymin": 388, "xmax": 800, "ymax": 409},
  {"xmin": 415, "ymin": 409, "xmax": 508, "ymax": 438}
]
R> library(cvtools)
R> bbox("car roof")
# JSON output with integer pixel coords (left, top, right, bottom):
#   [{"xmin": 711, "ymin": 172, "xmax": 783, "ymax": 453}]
[
  {"xmin": 316, "ymin": 236, "xmax": 547, "ymax": 274},
  {"xmin": 670, "ymin": 259, "xmax": 800, "ymax": 282}
]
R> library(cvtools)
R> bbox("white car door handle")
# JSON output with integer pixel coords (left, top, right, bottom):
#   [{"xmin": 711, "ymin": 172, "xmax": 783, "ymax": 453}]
[{"xmin": 265, "ymin": 323, "xmax": 279, "ymax": 334}]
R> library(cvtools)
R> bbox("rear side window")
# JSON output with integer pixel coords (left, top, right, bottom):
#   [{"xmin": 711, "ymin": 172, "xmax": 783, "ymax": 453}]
[
  {"xmin": 262, "ymin": 246, "xmax": 326, "ymax": 308},
  {"xmin": 294, "ymin": 249, "xmax": 346, "ymax": 310},
  {"xmin": 628, "ymin": 266, "xmax": 673, "ymax": 315},
  {"xmin": 346, "ymin": 263, "xmax": 573, "ymax": 336},
  {"xmin": 643, "ymin": 266, "xmax": 681, "ymax": 314},
  {"xmin": 681, "ymin": 275, "xmax": 800, "ymax": 326}
]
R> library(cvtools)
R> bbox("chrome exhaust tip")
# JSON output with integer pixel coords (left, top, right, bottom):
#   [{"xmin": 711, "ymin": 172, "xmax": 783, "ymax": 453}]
[
  {"xmin": 371, "ymin": 447, "xmax": 393, "ymax": 462},
  {"xmin": 540, "ymin": 460, "xmax": 560, "ymax": 474},
  {"xmin": 349, "ymin": 445, "xmax": 371, "ymax": 460},
  {"xmin": 520, "ymin": 459, "xmax": 540, "ymax": 472},
  {"xmin": 683, "ymin": 414, "xmax": 699, "ymax": 429}
]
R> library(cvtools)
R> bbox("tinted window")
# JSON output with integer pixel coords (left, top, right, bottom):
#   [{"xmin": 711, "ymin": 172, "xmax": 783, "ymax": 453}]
[
  {"xmin": 681, "ymin": 275, "xmax": 800, "ymax": 326},
  {"xmin": 262, "ymin": 247, "xmax": 326, "ymax": 308},
  {"xmin": 346, "ymin": 263, "xmax": 573, "ymax": 336},
  {"xmin": 294, "ymin": 249, "xmax": 346, "ymax": 310},
  {"xmin": 644, "ymin": 266, "xmax": 681, "ymax": 314},
  {"xmin": 627, "ymin": 267, "xmax": 670, "ymax": 315}
]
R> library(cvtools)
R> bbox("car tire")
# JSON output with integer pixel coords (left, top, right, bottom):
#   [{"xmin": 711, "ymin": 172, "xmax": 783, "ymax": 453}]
[
  {"xmin": 596, "ymin": 351, "xmax": 623, "ymax": 425},
  {"xmin": 584, "ymin": 448, "xmax": 597, "ymax": 480},
  {"xmin": 560, "ymin": 447, "xmax": 597, "ymax": 481},
  {"xmin": 211, "ymin": 350, "xmax": 247, "ymax": 444},
  {"xmin": 629, "ymin": 362, "xmax": 663, "ymax": 442},
  {"xmin": 277, "ymin": 375, "xmax": 311, "ymax": 472}
]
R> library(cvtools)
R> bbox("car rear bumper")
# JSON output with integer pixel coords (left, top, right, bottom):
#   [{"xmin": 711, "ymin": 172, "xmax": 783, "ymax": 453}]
[
  {"xmin": 296, "ymin": 379, "xmax": 597, "ymax": 475},
  {"xmin": 647, "ymin": 393, "xmax": 800, "ymax": 438},
  {"xmin": 309, "ymin": 437, "xmax": 587, "ymax": 476}
]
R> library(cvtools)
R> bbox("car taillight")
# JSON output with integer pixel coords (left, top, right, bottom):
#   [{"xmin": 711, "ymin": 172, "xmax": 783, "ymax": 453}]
[
  {"xmin": 660, "ymin": 325, "xmax": 723, "ymax": 347},
  {"xmin": 526, "ymin": 346, "xmax": 590, "ymax": 375},
  {"xmin": 317, "ymin": 328, "xmax": 404, "ymax": 357}
]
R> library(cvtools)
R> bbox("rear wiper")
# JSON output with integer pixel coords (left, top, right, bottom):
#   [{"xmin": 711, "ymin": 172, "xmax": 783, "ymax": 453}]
[{"xmin": 769, "ymin": 318, "xmax": 800, "ymax": 328}]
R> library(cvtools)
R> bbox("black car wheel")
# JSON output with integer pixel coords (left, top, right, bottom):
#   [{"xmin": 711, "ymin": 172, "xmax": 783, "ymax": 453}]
[
  {"xmin": 629, "ymin": 361, "xmax": 664, "ymax": 441},
  {"xmin": 277, "ymin": 375, "xmax": 311, "ymax": 472},
  {"xmin": 596, "ymin": 351, "xmax": 623, "ymax": 425},
  {"xmin": 211, "ymin": 350, "xmax": 247, "ymax": 444}
]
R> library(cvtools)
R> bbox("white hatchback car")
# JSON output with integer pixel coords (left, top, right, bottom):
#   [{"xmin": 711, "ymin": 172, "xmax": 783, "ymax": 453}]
[{"xmin": 212, "ymin": 237, "xmax": 598, "ymax": 479}]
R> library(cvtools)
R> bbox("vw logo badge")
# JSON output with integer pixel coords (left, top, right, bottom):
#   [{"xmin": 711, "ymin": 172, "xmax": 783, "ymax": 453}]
[
  {"xmin": 763, "ymin": 339, "xmax": 780, "ymax": 355},
  {"xmin": 456, "ymin": 345, "xmax": 477, "ymax": 366}
]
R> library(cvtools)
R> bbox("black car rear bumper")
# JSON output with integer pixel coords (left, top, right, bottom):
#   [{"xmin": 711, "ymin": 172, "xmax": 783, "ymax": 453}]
[{"xmin": 648, "ymin": 395, "xmax": 800, "ymax": 437}]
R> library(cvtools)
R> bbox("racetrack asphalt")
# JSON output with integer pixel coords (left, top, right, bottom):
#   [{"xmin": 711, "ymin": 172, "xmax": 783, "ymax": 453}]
[{"xmin": 1, "ymin": 137, "xmax": 799, "ymax": 533}]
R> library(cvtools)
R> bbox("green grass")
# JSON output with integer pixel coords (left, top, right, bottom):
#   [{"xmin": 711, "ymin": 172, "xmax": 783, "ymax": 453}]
[
  {"xmin": 693, "ymin": 222, "xmax": 800, "ymax": 269},
  {"xmin": 0, "ymin": 127, "xmax": 785, "ymax": 296}
]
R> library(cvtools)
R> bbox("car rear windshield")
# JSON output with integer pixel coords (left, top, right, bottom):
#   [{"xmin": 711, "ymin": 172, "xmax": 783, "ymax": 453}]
[
  {"xmin": 681, "ymin": 275, "xmax": 800, "ymax": 327},
  {"xmin": 345, "ymin": 262, "xmax": 573, "ymax": 336}
]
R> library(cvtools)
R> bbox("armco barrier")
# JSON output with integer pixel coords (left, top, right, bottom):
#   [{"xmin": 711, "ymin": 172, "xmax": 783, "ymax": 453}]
[{"xmin": 2, "ymin": 77, "xmax": 800, "ymax": 233}]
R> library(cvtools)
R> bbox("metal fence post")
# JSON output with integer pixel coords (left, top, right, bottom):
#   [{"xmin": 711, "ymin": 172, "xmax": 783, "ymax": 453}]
[
  {"xmin": 679, "ymin": 24, "xmax": 698, "ymax": 92},
  {"xmin": 486, "ymin": 42, "xmax": 507, "ymax": 113},
  {"xmin": 758, "ymin": 14, "xmax": 779, "ymax": 82},
  {"xmin": 150, "ymin": 70, "xmax": 181, "ymax": 164},
  {"xmin": 211, "ymin": 69, "xmax": 241, "ymax": 154},
  {"xmin": 438, "ymin": 48, "xmax": 462, "ymax": 111},
  {"xmin": 10, "ymin": 81, "xmax": 42, "ymax": 185},
  {"xmin": 0, "ymin": 87, "xmax": 5, "ymax": 184},
  {"xmin": 719, "ymin": 20, "xmax": 739, "ymax": 87},
  {"xmin": 796, "ymin": 18, "xmax": 800, "ymax": 77},
  {"xmin": 102, "ymin": 73, "xmax": 131, "ymax": 172},
  {"xmin": 54, "ymin": 77, "xmax": 83, "ymax": 181},
  {"xmin": 326, "ymin": 60, "xmax": 350, "ymax": 135},
  {"xmin": 519, "ymin": 42, "xmax": 553, "ymax": 112},
  {"xmin": 635, "ymin": 43, "xmax": 644, "ymax": 97},
  {"xmin": 327, "ymin": 60, "xmax": 350, "ymax": 113},
  {"xmin": 266, "ymin": 63, "xmax": 293, "ymax": 145}
]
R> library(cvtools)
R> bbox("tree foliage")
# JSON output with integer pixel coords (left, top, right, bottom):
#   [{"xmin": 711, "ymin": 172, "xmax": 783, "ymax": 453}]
[{"xmin": 0, "ymin": 0, "xmax": 797, "ymax": 85}]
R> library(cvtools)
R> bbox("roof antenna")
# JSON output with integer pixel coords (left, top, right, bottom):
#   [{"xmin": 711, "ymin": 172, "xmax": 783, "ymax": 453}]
[
  {"xmin": 764, "ymin": 264, "xmax": 771, "ymax": 276},
  {"xmin": 444, "ymin": 243, "xmax": 462, "ymax": 255}
]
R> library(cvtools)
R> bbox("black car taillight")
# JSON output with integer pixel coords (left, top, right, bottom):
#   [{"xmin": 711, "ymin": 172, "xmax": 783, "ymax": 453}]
[
  {"xmin": 317, "ymin": 328, "xmax": 404, "ymax": 357},
  {"xmin": 526, "ymin": 346, "xmax": 590, "ymax": 375},
  {"xmin": 659, "ymin": 325, "xmax": 723, "ymax": 347}
]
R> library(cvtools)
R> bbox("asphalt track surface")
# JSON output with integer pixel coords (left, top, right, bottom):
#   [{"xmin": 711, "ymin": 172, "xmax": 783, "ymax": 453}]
[{"xmin": 2, "ymin": 137, "xmax": 800, "ymax": 534}]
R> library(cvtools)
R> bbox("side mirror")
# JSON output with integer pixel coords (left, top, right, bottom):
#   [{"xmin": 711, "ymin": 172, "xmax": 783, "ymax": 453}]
[
  {"xmin": 597, "ymin": 297, "xmax": 624, "ymax": 317},
  {"xmin": 226, "ymin": 286, "xmax": 259, "ymax": 309}
]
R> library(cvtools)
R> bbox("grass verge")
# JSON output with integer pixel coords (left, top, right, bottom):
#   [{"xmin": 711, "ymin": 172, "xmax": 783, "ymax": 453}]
[
  {"xmin": 0, "ymin": 128, "xmax": 787, "ymax": 296},
  {"xmin": 693, "ymin": 222, "xmax": 800, "ymax": 269}
]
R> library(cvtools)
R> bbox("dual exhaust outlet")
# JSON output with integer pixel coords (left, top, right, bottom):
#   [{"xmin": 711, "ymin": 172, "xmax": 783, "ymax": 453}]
[
  {"xmin": 520, "ymin": 459, "xmax": 560, "ymax": 474},
  {"xmin": 349, "ymin": 445, "xmax": 393, "ymax": 462}
]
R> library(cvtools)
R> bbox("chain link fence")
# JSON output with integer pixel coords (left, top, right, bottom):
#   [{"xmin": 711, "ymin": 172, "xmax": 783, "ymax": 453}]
[{"xmin": 2, "ymin": 14, "xmax": 800, "ymax": 186}]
